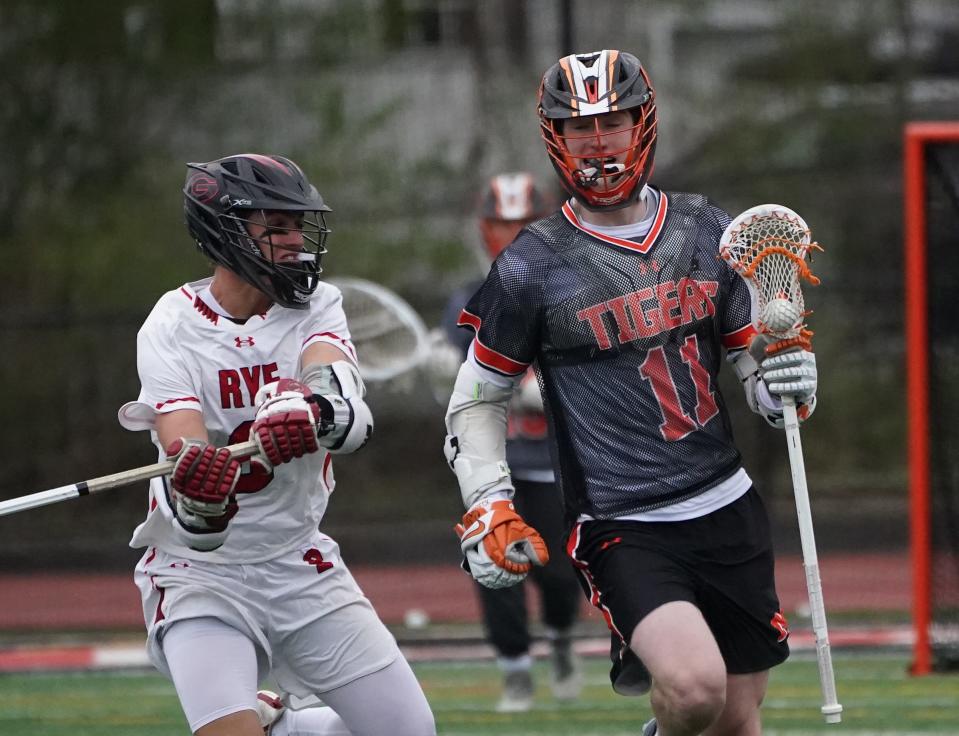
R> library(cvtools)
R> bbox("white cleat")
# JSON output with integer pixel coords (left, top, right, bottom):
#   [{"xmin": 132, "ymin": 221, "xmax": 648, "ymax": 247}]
[
  {"xmin": 549, "ymin": 637, "xmax": 583, "ymax": 701},
  {"xmin": 495, "ymin": 669, "xmax": 534, "ymax": 713}
]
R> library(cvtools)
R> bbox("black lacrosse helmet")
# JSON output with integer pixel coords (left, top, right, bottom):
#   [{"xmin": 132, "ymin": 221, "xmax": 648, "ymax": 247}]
[
  {"xmin": 183, "ymin": 154, "xmax": 331, "ymax": 309},
  {"xmin": 538, "ymin": 50, "xmax": 657, "ymax": 211}
]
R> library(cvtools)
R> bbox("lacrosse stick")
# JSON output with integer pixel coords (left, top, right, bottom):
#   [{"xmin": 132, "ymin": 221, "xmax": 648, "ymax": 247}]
[
  {"xmin": 0, "ymin": 440, "xmax": 260, "ymax": 518},
  {"xmin": 328, "ymin": 277, "xmax": 430, "ymax": 384},
  {"xmin": 719, "ymin": 204, "xmax": 841, "ymax": 725}
]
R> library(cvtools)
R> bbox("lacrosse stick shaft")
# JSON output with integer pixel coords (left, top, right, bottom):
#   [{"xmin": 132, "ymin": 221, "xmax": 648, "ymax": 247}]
[
  {"xmin": 782, "ymin": 397, "xmax": 842, "ymax": 723},
  {"xmin": 0, "ymin": 440, "xmax": 260, "ymax": 517}
]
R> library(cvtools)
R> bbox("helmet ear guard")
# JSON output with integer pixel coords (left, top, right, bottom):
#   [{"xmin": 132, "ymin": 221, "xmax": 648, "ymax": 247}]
[
  {"xmin": 183, "ymin": 154, "xmax": 332, "ymax": 309},
  {"xmin": 538, "ymin": 50, "xmax": 658, "ymax": 211}
]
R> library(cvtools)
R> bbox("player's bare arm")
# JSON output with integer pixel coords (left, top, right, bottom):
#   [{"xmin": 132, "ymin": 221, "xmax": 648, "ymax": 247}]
[{"xmin": 155, "ymin": 407, "xmax": 208, "ymax": 449}]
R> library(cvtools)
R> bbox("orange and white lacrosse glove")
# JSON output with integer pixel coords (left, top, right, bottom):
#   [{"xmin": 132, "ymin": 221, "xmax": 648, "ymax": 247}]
[{"xmin": 455, "ymin": 498, "xmax": 549, "ymax": 589}]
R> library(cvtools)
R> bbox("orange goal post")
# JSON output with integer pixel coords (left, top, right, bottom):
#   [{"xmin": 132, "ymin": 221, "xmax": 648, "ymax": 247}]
[{"xmin": 905, "ymin": 121, "xmax": 959, "ymax": 675}]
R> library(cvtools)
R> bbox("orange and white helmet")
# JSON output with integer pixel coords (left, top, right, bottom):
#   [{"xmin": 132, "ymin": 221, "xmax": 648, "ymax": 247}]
[
  {"xmin": 538, "ymin": 50, "xmax": 657, "ymax": 211},
  {"xmin": 478, "ymin": 172, "xmax": 552, "ymax": 258}
]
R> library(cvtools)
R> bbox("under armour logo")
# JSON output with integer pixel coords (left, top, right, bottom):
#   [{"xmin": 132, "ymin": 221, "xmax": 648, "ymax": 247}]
[
  {"xmin": 234, "ymin": 336, "xmax": 255, "ymax": 348},
  {"xmin": 770, "ymin": 610, "xmax": 789, "ymax": 642},
  {"xmin": 303, "ymin": 548, "xmax": 333, "ymax": 574}
]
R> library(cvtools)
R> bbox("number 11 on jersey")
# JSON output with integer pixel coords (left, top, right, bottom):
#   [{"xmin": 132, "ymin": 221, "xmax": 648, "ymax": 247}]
[{"xmin": 639, "ymin": 334, "xmax": 719, "ymax": 441}]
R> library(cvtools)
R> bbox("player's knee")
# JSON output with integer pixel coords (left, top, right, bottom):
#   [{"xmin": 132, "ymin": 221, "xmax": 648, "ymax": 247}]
[
  {"xmin": 683, "ymin": 682, "xmax": 726, "ymax": 731},
  {"xmin": 653, "ymin": 666, "xmax": 726, "ymax": 731}
]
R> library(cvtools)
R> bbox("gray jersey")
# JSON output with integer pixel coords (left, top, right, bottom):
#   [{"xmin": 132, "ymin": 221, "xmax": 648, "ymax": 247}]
[{"xmin": 459, "ymin": 190, "xmax": 757, "ymax": 519}]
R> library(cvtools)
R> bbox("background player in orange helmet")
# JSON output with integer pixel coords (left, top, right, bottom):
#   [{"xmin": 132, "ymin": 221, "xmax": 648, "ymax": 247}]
[
  {"xmin": 445, "ymin": 51, "xmax": 817, "ymax": 736},
  {"xmin": 437, "ymin": 172, "xmax": 583, "ymax": 712}
]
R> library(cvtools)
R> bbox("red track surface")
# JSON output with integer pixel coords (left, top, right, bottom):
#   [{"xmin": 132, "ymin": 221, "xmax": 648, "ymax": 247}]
[{"xmin": 0, "ymin": 553, "xmax": 908, "ymax": 631}]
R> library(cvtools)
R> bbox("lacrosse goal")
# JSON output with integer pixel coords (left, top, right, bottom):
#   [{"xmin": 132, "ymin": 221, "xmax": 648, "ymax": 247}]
[{"xmin": 905, "ymin": 122, "xmax": 959, "ymax": 674}]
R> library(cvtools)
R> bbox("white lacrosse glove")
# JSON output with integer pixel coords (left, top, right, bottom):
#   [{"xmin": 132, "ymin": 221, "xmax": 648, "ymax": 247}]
[
  {"xmin": 760, "ymin": 349, "xmax": 817, "ymax": 403},
  {"xmin": 455, "ymin": 498, "xmax": 549, "ymax": 589},
  {"xmin": 733, "ymin": 339, "xmax": 817, "ymax": 429}
]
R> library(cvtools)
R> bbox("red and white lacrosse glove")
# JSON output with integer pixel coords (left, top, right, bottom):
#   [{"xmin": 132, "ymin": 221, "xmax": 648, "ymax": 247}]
[
  {"xmin": 251, "ymin": 379, "xmax": 333, "ymax": 471},
  {"xmin": 165, "ymin": 438, "xmax": 240, "ymax": 535},
  {"xmin": 455, "ymin": 498, "xmax": 549, "ymax": 589},
  {"xmin": 256, "ymin": 689, "xmax": 286, "ymax": 732}
]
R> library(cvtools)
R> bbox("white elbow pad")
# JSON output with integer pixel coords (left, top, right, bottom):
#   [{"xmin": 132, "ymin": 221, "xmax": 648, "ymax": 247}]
[
  {"xmin": 301, "ymin": 360, "xmax": 373, "ymax": 454},
  {"xmin": 444, "ymin": 360, "xmax": 517, "ymax": 508}
]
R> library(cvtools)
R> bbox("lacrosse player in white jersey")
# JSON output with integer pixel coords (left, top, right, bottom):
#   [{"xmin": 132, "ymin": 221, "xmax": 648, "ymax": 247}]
[
  {"xmin": 445, "ymin": 51, "xmax": 818, "ymax": 736},
  {"xmin": 119, "ymin": 154, "xmax": 435, "ymax": 736}
]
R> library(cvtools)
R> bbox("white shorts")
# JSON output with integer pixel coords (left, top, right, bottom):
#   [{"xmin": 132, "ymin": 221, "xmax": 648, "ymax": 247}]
[{"xmin": 134, "ymin": 530, "xmax": 400, "ymax": 695}]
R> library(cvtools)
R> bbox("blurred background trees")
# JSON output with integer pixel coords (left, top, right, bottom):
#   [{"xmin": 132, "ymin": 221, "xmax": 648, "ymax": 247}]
[{"xmin": 2, "ymin": 0, "xmax": 957, "ymax": 571}]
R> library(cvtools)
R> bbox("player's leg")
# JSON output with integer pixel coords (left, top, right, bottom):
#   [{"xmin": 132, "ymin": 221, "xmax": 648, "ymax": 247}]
[
  {"xmin": 273, "ymin": 599, "xmax": 435, "ymax": 736},
  {"xmin": 629, "ymin": 601, "xmax": 727, "ymax": 736},
  {"xmin": 161, "ymin": 617, "xmax": 264, "ymax": 736},
  {"xmin": 257, "ymin": 690, "xmax": 352, "ymax": 736},
  {"xmin": 514, "ymin": 479, "xmax": 582, "ymax": 700},
  {"xmin": 694, "ymin": 488, "xmax": 788, "ymax": 736},
  {"xmin": 314, "ymin": 656, "xmax": 435, "ymax": 736},
  {"xmin": 258, "ymin": 665, "xmax": 440, "ymax": 736},
  {"xmin": 475, "ymin": 581, "xmax": 534, "ymax": 711},
  {"xmin": 702, "ymin": 671, "xmax": 768, "ymax": 736},
  {"xmin": 568, "ymin": 520, "xmax": 727, "ymax": 735}
]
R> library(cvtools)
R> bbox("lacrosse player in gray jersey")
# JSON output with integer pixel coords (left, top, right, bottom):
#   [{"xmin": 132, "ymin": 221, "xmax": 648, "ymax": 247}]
[{"xmin": 445, "ymin": 51, "xmax": 817, "ymax": 736}]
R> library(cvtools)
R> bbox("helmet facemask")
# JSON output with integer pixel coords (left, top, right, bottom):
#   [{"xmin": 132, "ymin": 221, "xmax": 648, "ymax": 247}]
[
  {"xmin": 218, "ymin": 208, "xmax": 330, "ymax": 308},
  {"xmin": 542, "ymin": 107, "xmax": 655, "ymax": 209}
]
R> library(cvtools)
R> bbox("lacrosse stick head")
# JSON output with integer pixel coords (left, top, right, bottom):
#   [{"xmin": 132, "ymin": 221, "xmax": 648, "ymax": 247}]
[
  {"xmin": 327, "ymin": 277, "xmax": 430, "ymax": 384},
  {"xmin": 719, "ymin": 204, "xmax": 822, "ymax": 350}
]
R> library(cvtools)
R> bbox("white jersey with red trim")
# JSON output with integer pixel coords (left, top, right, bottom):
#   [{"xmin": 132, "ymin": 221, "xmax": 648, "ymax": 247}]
[
  {"xmin": 458, "ymin": 189, "xmax": 758, "ymax": 520},
  {"xmin": 124, "ymin": 277, "xmax": 358, "ymax": 563}
]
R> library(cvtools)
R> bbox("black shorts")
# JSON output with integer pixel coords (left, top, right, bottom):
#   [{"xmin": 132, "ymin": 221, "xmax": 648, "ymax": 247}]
[{"xmin": 568, "ymin": 487, "xmax": 789, "ymax": 691}]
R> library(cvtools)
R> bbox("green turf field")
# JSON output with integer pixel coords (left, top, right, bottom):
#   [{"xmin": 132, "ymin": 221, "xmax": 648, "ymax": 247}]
[{"xmin": 1, "ymin": 652, "xmax": 956, "ymax": 735}]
